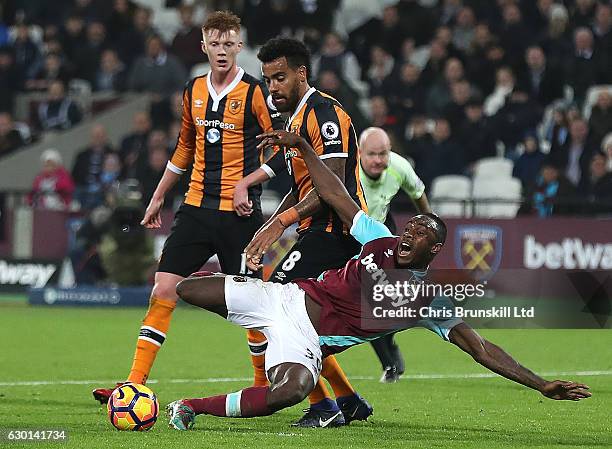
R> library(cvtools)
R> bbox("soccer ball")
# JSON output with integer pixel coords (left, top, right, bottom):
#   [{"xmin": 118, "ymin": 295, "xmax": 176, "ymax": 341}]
[{"xmin": 107, "ymin": 383, "xmax": 159, "ymax": 431}]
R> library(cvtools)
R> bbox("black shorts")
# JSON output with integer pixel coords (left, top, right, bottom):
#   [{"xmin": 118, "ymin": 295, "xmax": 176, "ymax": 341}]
[
  {"xmin": 269, "ymin": 230, "xmax": 361, "ymax": 284},
  {"xmin": 158, "ymin": 204, "xmax": 263, "ymax": 277}
]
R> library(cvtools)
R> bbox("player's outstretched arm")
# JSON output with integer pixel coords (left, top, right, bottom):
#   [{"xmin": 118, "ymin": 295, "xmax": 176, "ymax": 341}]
[
  {"xmin": 257, "ymin": 131, "xmax": 360, "ymax": 227},
  {"xmin": 448, "ymin": 323, "xmax": 591, "ymax": 401}
]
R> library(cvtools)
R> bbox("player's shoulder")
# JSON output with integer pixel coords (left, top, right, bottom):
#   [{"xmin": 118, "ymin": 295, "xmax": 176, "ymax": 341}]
[
  {"xmin": 240, "ymin": 71, "xmax": 264, "ymax": 88},
  {"xmin": 307, "ymin": 90, "xmax": 343, "ymax": 112},
  {"xmin": 186, "ymin": 74, "xmax": 207, "ymax": 90}
]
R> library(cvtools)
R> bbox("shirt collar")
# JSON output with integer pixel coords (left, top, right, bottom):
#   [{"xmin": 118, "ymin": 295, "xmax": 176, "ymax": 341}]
[{"xmin": 287, "ymin": 86, "xmax": 316, "ymax": 130}]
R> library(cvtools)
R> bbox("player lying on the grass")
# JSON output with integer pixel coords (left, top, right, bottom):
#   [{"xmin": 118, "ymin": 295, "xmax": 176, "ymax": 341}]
[{"xmin": 166, "ymin": 130, "xmax": 591, "ymax": 430}]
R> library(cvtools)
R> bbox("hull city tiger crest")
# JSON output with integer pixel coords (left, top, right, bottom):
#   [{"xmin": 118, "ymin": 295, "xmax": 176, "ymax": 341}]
[
  {"xmin": 455, "ymin": 225, "xmax": 503, "ymax": 280},
  {"xmin": 228, "ymin": 99, "xmax": 242, "ymax": 114}
]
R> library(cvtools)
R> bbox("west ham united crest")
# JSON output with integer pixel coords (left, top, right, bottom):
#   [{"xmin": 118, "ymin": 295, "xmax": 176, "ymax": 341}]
[{"xmin": 455, "ymin": 225, "xmax": 503, "ymax": 280}]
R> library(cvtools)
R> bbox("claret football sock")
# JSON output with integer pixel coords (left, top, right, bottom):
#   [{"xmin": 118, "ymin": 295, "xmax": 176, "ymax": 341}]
[
  {"xmin": 247, "ymin": 330, "xmax": 269, "ymax": 386},
  {"xmin": 127, "ymin": 295, "xmax": 176, "ymax": 384},
  {"xmin": 320, "ymin": 355, "xmax": 355, "ymax": 398},
  {"xmin": 186, "ymin": 386, "xmax": 271, "ymax": 417}
]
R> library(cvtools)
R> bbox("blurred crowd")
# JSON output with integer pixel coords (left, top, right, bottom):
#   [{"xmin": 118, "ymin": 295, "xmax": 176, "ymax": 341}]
[{"xmin": 0, "ymin": 0, "xmax": 611, "ymax": 216}]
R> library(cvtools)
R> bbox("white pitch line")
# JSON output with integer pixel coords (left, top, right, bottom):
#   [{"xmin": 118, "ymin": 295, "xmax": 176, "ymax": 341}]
[{"xmin": 0, "ymin": 370, "xmax": 610, "ymax": 387}]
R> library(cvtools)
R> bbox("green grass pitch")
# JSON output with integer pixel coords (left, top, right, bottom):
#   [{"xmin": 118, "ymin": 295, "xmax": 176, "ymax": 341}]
[{"xmin": 0, "ymin": 305, "xmax": 610, "ymax": 449}]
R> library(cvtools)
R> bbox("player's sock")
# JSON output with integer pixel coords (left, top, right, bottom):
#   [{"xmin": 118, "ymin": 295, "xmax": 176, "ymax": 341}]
[
  {"xmin": 307, "ymin": 379, "xmax": 337, "ymax": 410},
  {"xmin": 321, "ymin": 355, "xmax": 355, "ymax": 398},
  {"xmin": 246, "ymin": 330, "xmax": 269, "ymax": 387},
  {"xmin": 127, "ymin": 295, "xmax": 176, "ymax": 384},
  {"xmin": 186, "ymin": 386, "xmax": 271, "ymax": 417}
]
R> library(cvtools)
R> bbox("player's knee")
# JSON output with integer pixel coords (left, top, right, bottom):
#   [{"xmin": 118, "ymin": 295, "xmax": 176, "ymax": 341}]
[{"xmin": 152, "ymin": 280, "xmax": 179, "ymax": 300}]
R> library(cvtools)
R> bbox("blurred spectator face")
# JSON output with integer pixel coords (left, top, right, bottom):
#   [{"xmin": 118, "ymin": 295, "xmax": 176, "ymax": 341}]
[
  {"xmin": 41, "ymin": 150, "xmax": 62, "ymax": 173},
  {"xmin": 542, "ymin": 165, "xmax": 559, "ymax": 183},
  {"xmin": 486, "ymin": 45, "xmax": 505, "ymax": 62},
  {"xmin": 45, "ymin": 53, "xmax": 62, "ymax": 73},
  {"xmin": 148, "ymin": 130, "xmax": 168, "ymax": 151},
  {"xmin": 100, "ymin": 49, "xmax": 121, "ymax": 72},
  {"xmin": 134, "ymin": 8, "xmax": 152, "ymax": 31},
  {"xmin": 457, "ymin": 7, "xmax": 475, "ymax": 28},
  {"xmin": 15, "ymin": 24, "xmax": 30, "ymax": 42},
  {"xmin": 574, "ymin": 28, "xmax": 594, "ymax": 51},
  {"xmin": 0, "ymin": 112, "xmax": 13, "ymax": 136},
  {"xmin": 451, "ymin": 80, "xmax": 471, "ymax": 104},
  {"xmin": 370, "ymin": 46, "xmax": 390, "ymax": 66},
  {"xmin": 433, "ymin": 119, "xmax": 451, "ymax": 142},
  {"xmin": 444, "ymin": 58, "xmax": 464, "ymax": 83},
  {"xmin": 382, "ymin": 6, "xmax": 399, "ymax": 27},
  {"xmin": 370, "ymin": 96, "xmax": 388, "ymax": 122},
  {"xmin": 576, "ymin": 0, "xmax": 594, "ymax": 12},
  {"xmin": 114, "ymin": 0, "xmax": 129, "ymax": 13},
  {"xmin": 526, "ymin": 47, "xmax": 545, "ymax": 70},
  {"xmin": 595, "ymin": 4, "xmax": 611, "ymax": 29},
  {"xmin": 570, "ymin": 119, "xmax": 588, "ymax": 142},
  {"xmin": 550, "ymin": 5, "xmax": 569, "ymax": 33},
  {"xmin": 596, "ymin": 91, "xmax": 611, "ymax": 109},
  {"xmin": 400, "ymin": 38, "xmax": 415, "ymax": 60},
  {"xmin": 103, "ymin": 153, "xmax": 121, "ymax": 175},
  {"xmin": 429, "ymin": 40, "xmax": 448, "ymax": 61},
  {"xmin": 87, "ymin": 22, "xmax": 106, "ymax": 45},
  {"xmin": 465, "ymin": 103, "xmax": 483, "ymax": 122},
  {"xmin": 44, "ymin": 24, "xmax": 60, "ymax": 41},
  {"xmin": 321, "ymin": 33, "xmax": 344, "ymax": 56},
  {"xmin": 132, "ymin": 112, "xmax": 151, "ymax": 134},
  {"xmin": 590, "ymin": 153, "xmax": 606, "ymax": 179},
  {"xmin": 0, "ymin": 49, "xmax": 13, "ymax": 69},
  {"xmin": 496, "ymin": 67, "xmax": 515, "ymax": 88},
  {"xmin": 146, "ymin": 36, "xmax": 164, "ymax": 59},
  {"xmin": 503, "ymin": 4, "xmax": 522, "ymax": 25},
  {"xmin": 171, "ymin": 91, "xmax": 183, "ymax": 118},
  {"xmin": 318, "ymin": 70, "xmax": 340, "ymax": 93},
  {"xmin": 524, "ymin": 136, "xmax": 538, "ymax": 153},
  {"xmin": 65, "ymin": 16, "xmax": 84, "ymax": 36},
  {"xmin": 537, "ymin": 0, "xmax": 553, "ymax": 15},
  {"xmin": 179, "ymin": 5, "xmax": 194, "ymax": 27},
  {"xmin": 148, "ymin": 147, "xmax": 168, "ymax": 171},
  {"xmin": 435, "ymin": 26, "xmax": 452, "ymax": 46},
  {"xmin": 400, "ymin": 63, "xmax": 420, "ymax": 84},
  {"xmin": 473, "ymin": 23, "xmax": 491, "ymax": 47},
  {"xmin": 48, "ymin": 81, "xmax": 65, "ymax": 101},
  {"xmin": 603, "ymin": 134, "xmax": 612, "ymax": 162},
  {"xmin": 202, "ymin": 28, "xmax": 242, "ymax": 74},
  {"xmin": 90, "ymin": 125, "xmax": 108, "ymax": 148},
  {"xmin": 359, "ymin": 128, "xmax": 391, "ymax": 179}
]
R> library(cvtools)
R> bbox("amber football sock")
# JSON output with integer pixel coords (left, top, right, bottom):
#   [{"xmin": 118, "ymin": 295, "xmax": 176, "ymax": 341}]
[
  {"xmin": 308, "ymin": 379, "xmax": 334, "ymax": 406},
  {"xmin": 321, "ymin": 356, "xmax": 355, "ymax": 398},
  {"xmin": 127, "ymin": 296, "xmax": 176, "ymax": 384},
  {"xmin": 247, "ymin": 330, "xmax": 269, "ymax": 386}
]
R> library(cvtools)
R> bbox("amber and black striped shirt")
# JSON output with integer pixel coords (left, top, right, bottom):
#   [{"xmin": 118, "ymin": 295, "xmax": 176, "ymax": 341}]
[
  {"xmin": 169, "ymin": 68, "xmax": 283, "ymax": 211},
  {"xmin": 264, "ymin": 87, "xmax": 367, "ymax": 234}
]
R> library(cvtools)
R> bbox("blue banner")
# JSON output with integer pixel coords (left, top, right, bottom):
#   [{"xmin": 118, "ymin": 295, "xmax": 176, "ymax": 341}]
[{"xmin": 29, "ymin": 286, "xmax": 151, "ymax": 307}]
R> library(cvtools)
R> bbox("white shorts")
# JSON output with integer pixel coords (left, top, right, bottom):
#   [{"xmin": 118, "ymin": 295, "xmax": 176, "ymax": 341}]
[{"xmin": 224, "ymin": 275, "xmax": 322, "ymax": 384}]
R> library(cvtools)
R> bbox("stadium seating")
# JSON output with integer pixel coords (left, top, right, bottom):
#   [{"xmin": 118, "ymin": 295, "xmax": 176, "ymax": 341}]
[
  {"xmin": 473, "ymin": 157, "xmax": 514, "ymax": 179},
  {"xmin": 429, "ymin": 175, "xmax": 472, "ymax": 218},
  {"xmin": 471, "ymin": 177, "xmax": 522, "ymax": 218}
]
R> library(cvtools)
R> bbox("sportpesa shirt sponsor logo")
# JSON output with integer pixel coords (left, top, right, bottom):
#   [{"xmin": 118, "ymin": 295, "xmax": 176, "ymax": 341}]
[{"xmin": 194, "ymin": 118, "xmax": 236, "ymax": 129}]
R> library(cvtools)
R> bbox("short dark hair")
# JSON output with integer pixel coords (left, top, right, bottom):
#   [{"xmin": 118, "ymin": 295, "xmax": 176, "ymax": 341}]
[
  {"xmin": 424, "ymin": 213, "xmax": 447, "ymax": 244},
  {"xmin": 257, "ymin": 37, "xmax": 311, "ymax": 79}
]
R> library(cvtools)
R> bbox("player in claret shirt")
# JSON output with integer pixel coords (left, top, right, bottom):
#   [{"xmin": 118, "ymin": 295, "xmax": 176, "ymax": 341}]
[{"xmin": 166, "ymin": 130, "xmax": 591, "ymax": 430}]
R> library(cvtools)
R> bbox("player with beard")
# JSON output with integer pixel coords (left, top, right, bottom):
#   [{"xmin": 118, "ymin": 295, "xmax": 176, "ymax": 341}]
[{"xmin": 232, "ymin": 37, "xmax": 371, "ymax": 427}]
